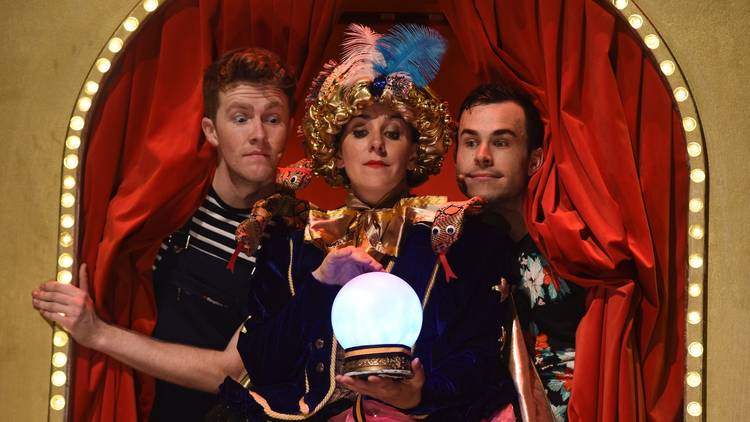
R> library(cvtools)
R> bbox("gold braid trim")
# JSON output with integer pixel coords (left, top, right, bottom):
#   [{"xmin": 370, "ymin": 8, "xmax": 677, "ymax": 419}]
[
  {"xmin": 344, "ymin": 346, "xmax": 411, "ymax": 358},
  {"xmin": 287, "ymin": 238, "xmax": 295, "ymax": 296},
  {"xmin": 421, "ymin": 261, "xmax": 440, "ymax": 310},
  {"xmin": 248, "ymin": 336, "xmax": 339, "ymax": 420},
  {"xmin": 354, "ymin": 394, "xmax": 366, "ymax": 422}
]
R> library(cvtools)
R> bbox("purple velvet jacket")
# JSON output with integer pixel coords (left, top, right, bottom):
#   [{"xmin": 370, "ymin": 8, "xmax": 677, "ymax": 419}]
[{"xmin": 216, "ymin": 217, "xmax": 518, "ymax": 421}]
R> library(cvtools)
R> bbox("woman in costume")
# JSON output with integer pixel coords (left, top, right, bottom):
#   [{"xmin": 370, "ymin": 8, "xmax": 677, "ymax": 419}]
[{"xmin": 215, "ymin": 24, "xmax": 518, "ymax": 421}]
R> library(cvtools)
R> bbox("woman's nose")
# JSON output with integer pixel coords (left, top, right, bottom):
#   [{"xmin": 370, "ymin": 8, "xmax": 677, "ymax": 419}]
[{"xmin": 368, "ymin": 134, "xmax": 386, "ymax": 155}]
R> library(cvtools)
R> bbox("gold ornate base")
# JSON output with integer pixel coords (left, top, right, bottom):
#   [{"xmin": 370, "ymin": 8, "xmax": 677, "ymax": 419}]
[{"xmin": 343, "ymin": 345, "xmax": 413, "ymax": 379}]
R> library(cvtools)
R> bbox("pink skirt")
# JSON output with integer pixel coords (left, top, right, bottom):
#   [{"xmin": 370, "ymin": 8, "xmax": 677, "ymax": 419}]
[{"xmin": 328, "ymin": 400, "xmax": 516, "ymax": 421}]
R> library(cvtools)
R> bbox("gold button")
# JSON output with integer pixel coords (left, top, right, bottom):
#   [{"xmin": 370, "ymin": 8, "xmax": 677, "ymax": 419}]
[
  {"xmin": 314, "ymin": 338, "xmax": 325, "ymax": 349},
  {"xmin": 315, "ymin": 363, "xmax": 325, "ymax": 373}
]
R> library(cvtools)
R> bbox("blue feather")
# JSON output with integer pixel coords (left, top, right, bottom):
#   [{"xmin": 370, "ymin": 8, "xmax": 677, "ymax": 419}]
[{"xmin": 373, "ymin": 24, "xmax": 447, "ymax": 87}]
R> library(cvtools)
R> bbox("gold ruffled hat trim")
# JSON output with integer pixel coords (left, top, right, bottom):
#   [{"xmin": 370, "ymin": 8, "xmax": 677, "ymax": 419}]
[{"xmin": 302, "ymin": 24, "xmax": 454, "ymax": 188}]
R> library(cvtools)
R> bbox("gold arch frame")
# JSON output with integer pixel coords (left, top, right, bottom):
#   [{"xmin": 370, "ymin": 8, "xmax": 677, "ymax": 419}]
[
  {"xmin": 47, "ymin": 0, "xmax": 708, "ymax": 420},
  {"xmin": 611, "ymin": 0, "xmax": 708, "ymax": 418}
]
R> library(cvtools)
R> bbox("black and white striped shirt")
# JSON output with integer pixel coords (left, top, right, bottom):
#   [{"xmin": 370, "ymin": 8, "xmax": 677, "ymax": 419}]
[
  {"xmin": 149, "ymin": 188, "xmax": 276, "ymax": 418},
  {"xmin": 153, "ymin": 188, "xmax": 269, "ymax": 271}
]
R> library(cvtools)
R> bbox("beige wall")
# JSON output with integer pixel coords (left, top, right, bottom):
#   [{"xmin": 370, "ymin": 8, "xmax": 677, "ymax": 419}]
[
  {"xmin": 0, "ymin": 2, "xmax": 134, "ymax": 420},
  {"xmin": 1, "ymin": 1, "xmax": 747, "ymax": 420},
  {"xmin": 637, "ymin": 0, "xmax": 750, "ymax": 420}
]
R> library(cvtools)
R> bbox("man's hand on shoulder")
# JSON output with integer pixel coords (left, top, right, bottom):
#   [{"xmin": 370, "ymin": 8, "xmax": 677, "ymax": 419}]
[{"xmin": 31, "ymin": 263, "xmax": 107, "ymax": 349}]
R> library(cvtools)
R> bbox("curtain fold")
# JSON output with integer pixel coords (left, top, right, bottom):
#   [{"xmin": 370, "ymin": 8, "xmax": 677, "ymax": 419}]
[
  {"xmin": 75, "ymin": 1, "xmax": 341, "ymax": 420},
  {"xmin": 438, "ymin": 0, "xmax": 687, "ymax": 420}
]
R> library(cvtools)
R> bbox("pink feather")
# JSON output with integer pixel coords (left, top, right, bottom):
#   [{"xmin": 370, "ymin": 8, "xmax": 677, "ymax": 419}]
[{"xmin": 339, "ymin": 24, "xmax": 384, "ymax": 86}]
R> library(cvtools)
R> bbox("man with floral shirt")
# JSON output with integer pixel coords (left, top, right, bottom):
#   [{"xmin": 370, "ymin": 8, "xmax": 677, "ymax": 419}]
[{"xmin": 454, "ymin": 83, "xmax": 586, "ymax": 421}]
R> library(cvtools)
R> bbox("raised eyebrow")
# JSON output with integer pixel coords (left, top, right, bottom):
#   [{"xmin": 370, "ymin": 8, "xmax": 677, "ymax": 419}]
[
  {"xmin": 225, "ymin": 102, "xmax": 253, "ymax": 113},
  {"xmin": 263, "ymin": 100, "xmax": 284, "ymax": 112},
  {"xmin": 459, "ymin": 128, "xmax": 480, "ymax": 137},
  {"xmin": 491, "ymin": 129, "xmax": 518, "ymax": 138}
]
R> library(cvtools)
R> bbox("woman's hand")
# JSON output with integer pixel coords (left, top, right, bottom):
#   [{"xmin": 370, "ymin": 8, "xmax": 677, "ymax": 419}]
[
  {"xmin": 311, "ymin": 246, "xmax": 383, "ymax": 286},
  {"xmin": 335, "ymin": 358, "xmax": 425, "ymax": 409}
]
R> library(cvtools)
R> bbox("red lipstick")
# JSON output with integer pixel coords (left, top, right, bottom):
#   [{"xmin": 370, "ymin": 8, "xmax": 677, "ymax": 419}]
[{"xmin": 364, "ymin": 160, "xmax": 388, "ymax": 168}]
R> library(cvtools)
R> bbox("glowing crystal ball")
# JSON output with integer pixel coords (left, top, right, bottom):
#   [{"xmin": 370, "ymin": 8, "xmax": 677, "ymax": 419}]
[{"xmin": 331, "ymin": 272, "xmax": 423, "ymax": 350}]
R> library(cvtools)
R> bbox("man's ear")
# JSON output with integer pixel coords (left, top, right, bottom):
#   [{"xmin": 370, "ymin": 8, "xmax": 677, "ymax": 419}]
[
  {"xmin": 528, "ymin": 147, "xmax": 543, "ymax": 176},
  {"xmin": 201, "ymin": 117, "xmax": 219, "ymax": 147}
]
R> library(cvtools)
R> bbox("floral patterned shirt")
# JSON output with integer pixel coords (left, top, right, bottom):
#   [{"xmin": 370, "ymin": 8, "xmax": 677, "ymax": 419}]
[{"xmin": 512, "ymin": 235, "xmax": 586, "ymax": 422}]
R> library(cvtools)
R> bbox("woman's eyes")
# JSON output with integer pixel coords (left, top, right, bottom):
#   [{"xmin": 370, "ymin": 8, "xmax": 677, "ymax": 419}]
[
  {"xmin": 384, "ymin": 130, "xmax": 401, "ymax": 140},
  {"xmin": 350, "ymin": 126, "xmax": 402, "ymax": 140},
  {"xmin": 352, "ymin": 129, "xmax": 368, "ymax": 138}
]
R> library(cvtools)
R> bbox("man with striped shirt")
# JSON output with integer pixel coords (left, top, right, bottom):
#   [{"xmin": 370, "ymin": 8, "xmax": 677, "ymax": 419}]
[
  {"xmin": 32, "ymin": 48, "xmax": 296, "ymax": 420},
  {"xmin": 147, "ymin": 186, "xmax": 276, "ymax": 419}
]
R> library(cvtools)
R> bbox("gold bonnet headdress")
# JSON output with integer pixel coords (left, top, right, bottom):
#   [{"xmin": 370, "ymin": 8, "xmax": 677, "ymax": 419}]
[{"xmin": 302, "ymin": 24, "xmax": 454, "ymax": 187}]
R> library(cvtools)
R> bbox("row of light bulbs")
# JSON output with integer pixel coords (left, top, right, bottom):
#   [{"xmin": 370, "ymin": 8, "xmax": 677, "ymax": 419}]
[
  {"xmin": 614, "ymin": 0, "xmax": 708, "ymax": 419},
  {"xmin": 49, "ymin": 0, "xmax": 162, "ymax": 415}
]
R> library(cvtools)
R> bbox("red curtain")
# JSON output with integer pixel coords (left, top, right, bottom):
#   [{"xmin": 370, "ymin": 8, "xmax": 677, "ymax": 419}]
[
  {"xmin": 78, "ymin": 0, "xmax": 685, "ymax": 420},
  {"xmin": 438, "ymin": 0, "xmax": 687, "ymax": 420},
  {"xmin": 76, "ymin": 1, "xmax": 340, "ymax": 420}
]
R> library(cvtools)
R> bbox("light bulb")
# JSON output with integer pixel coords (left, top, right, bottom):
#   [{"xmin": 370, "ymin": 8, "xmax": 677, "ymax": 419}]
[
  {"xmin": 84, "ymin": 81, "xmax": 99, "ymax": 95},
  {"xmin": 50, "ymin": 395, "xmax": 66, "ymax": 411},
  {"xmin": 96, "ymin": 58, "xmax": 111, "ymax": 73},
  {"xmin": 689, "ymin": 198, "xmax": 704, "ymax": 213},
  {"xmin": 660, "ymin": 60, "xmax": 676, "ymax": 76},
  {"xmin": 628, "ymin": 14, "xmax": 643, "ymax": 29},
  {"xmin": 123, "ymin": 17, "xmax": 139, "ymax": 32},
  {"xmin": 69, "ymin": 116, "xmax": 84, "ymax": 131},
  {"xmin": 686, "ymin": 402, "xmax": 702, "ymax": 416},
  {"xmin": 51, "ymin": 370, "xmax": 67, "ymax": 387},
  {"xmin": 108, "ymin": 37, "xmax": 124, "ymax": 53},
  {"xmin": 52, "ymin": 352, "xmax": 68, "ymax": 368},
  {"xmin": 644, "ymin": 34, "xmax": 660, "ymax": 49},
  {"xmin": 143, "ymin": 0, "xmax": 159, "ymax": 12}
]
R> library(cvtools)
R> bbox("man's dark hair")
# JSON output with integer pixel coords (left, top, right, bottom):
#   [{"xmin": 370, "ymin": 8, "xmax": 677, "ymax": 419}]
[
  {"xmin": 458, "ymin": 83, "xmax": 544, "ymax": 151},
  {"xmin": 202, "ymin": 47, "xmax": 296, "ymax": 120}
]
